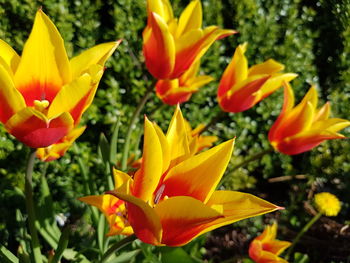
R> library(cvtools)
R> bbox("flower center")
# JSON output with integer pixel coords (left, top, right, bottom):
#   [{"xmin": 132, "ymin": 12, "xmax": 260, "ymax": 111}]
[{"xmin": 34, "ymin": 99, "xmax": 50, "ymax": 113}]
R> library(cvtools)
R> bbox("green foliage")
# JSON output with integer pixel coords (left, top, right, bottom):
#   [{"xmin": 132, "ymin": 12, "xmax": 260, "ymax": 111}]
[{"xmin": 0, "ymin": 0, "xmax": 349, "ymax": 262}]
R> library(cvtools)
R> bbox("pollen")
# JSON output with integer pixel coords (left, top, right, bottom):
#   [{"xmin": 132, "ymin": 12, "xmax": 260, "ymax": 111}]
[
  {"xmin": 34, "ymin": 99, "xmax": 50, "ymax": 112},
  {"xmin": 314, "ymin": 192, "xmax": 341, "ymax": 217}
]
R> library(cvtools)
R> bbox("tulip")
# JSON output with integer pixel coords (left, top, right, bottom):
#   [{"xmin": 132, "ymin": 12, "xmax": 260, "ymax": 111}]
[
  {"xmin": 217, "ymin": 43, "xmax": 297, "ymax": 113},
  {"xmin": 249, "ymin": 222, "xmax": 291, "ymax": 263},
  {"xmin": 268, "ymin": 83, "xmax": 350, "ymax": 155},
  {"xmin": 36, "ymin": 126, "xmax": 86, "ymax": 162},
  {"xmin": 0, "ymin": 10, "xmax": 120, "ymax": 148},
  {"xmin": 143, "ymin": 0, "xmax": 236, "ymax": 79},
  {"xmin": 81, "ymin": 107, "xmax": 280, "ymax": 246},
  {"xmin": 80, "ymin": 169, "xmax": 133, "ymax": 236},
  {"xmin": 155, "ymin": 60, "xmax": 213, "ymax": 105}
]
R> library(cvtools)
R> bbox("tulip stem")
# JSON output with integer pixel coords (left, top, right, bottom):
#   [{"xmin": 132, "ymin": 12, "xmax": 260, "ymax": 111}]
[
  {"xmin": 25, "ymin": 149, "xmax": 43, "ymax": 263},
  {"xmin": 121, "ymin": 80, "xmax": 156, "ymax": 171},
  {"xmin": 285, "ymin": 212, "xmax": 322, "ymax": 260},
  {"xmin": 219, "ymin": 147, "xmax": 274, "ymax": 187},
  {"xmin": 100, "ymin": 234, "xmax": 137, "ymax": 263}
]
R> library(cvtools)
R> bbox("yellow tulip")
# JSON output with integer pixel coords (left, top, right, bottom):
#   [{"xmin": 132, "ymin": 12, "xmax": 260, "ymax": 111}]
[
  {"xmin": 143, "ymin": 0, "xmax": 236, "ymax": 79},
  {"xmin": 81, "ymin": 107, "xmax": 280, "ymax": 246},
  {"xmin": 0, "ymin": 10, "xmax": 120, "ymax": 148}
]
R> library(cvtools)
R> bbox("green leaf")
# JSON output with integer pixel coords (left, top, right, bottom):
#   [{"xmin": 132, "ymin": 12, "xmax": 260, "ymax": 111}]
[
  {"xmin": 98, "ymin": 214, "xmax": 107, "ymax": 254},
  {"xmin": 99, "ymin": 133, "xmax": 111, "ymax": 166},
  {"xmin": 294, "ymin": 252, "xmax": 310, "ymax": 263},
  {"xmin": 0, "ymin": 244, "xmax": 19, "ymax": 263},
  {"xmin": 50, "ymin": 227, "xmax": 70, "ymax": 263},
  {"xmin": 160, "ymin": 247, "xmax": 196, "ymax": 263},
  {"xmin": 110, "ymin": 118, "xmax": 120, "ymax": 164},
  {"xmin": 105, "ymin": 249, "xmax": 140, "ymax": 263}
]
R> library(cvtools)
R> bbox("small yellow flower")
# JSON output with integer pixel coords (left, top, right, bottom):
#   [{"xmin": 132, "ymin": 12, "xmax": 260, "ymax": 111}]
[{"xmin": 314, "ymin": 192, "xmax": 341, "ymax": 216}]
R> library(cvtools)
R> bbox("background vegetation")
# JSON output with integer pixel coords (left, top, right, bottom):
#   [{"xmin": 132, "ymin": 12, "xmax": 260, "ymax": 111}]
[{"xmin": 0, "ymin": 0, "xmax": 349, "ymax": 262}]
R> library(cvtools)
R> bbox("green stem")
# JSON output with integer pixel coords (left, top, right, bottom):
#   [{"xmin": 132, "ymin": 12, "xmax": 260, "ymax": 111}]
[
  {"xmin": 100, "ymin": 234, "xmax": 137, "ymax": 263},
  {"xmin": 121, "ymin": 81, "xmax": 155, "ymax": 171},
  {"xmin": 285, "ymin": 212, "xmax": 322, "ymax": 260},
  {"xmin": 24, "ymin": 150, "xmax": 43, "ymax": 263},
  {"xmin": 219, "ymin": 147, "xmax": 274, "ymax": 187}
]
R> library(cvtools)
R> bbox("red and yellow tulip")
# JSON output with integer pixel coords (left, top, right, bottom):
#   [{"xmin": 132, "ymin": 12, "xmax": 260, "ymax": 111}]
[
  {"xmin": 36, "ymin": 126, "xmax": 86, "ymax": 162},
  {"xmin": 249, "ymin": 222, "xmax": 291, "ymax": 263},
  {"xmin": 217, "ymin": 43, "xmax": 297, "ymax": 113},
  {"xmin": 268, "ymin": 83, "xmax": 350, "ymax": 155},
  {"xmin": 143, "ymin": 0, "xmax": 236, "ymax": 79},
  {"xmin": 155, "ymin": 60, "xmax": 213, "ymax": 105},
  {"xmin": 81, "ymin": 107, "xmax": 281, "ymax": 246},
  {"xmin": 0, "ymin": 10, "xmax": 119, "ymax": 148}
]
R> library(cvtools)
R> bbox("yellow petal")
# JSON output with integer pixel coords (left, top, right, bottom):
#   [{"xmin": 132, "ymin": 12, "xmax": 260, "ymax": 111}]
[
  {"xmin": 154, "ymin": 196, "xmax": 222, "ymax": 246},
  {"xmin": 14, "ymin": 10, "xmax": 70, "ymax": 105},
  {"xmin": 218, "ymin": 43, "xmax": 248, "ymax": 97},
  {"xmin": 152, "ymin": 122, "xmax": 171, "ymax": 174},
  {"xmin": 70, "ymin": 40, "xmax": 120, "ymax": 79},
  {"xmin": 176, "ymin": 0, "xmax": 202, "ymax": 38},
  {"xmin": 143, "ymin": 12, "xmax": 175, "ymax": 79},
  {"xmin": 133, "ymin": 117, "xmax": 163, "ymax": 201},
  {"xmin": 202, "ymin": 190, "xmax": 281, "ymax": 233},
  {"xmin": 166, "ymin": 106, "xmax": 191, "ymax": 166},
  {"xmin": 113, "ymin": 168, "xmax": 133, "ymax": 193},
  {"xmin": 147, "ymin": 0, "xmax": 174, "ymax": 23},
  {"xmin": 47, "ymin": 74, "xmax": 92, "ymax": 122},
  {"xmin": 107, "ymin": 190, "xmax": 163, "ymax": 246},
  {"xmin": 162, "ymin": 139, "xmax": 234, "ymax": 203},
  {"xmin": 248, "ymin": 59, "xmax": 285, "ymax": 76},
  {"xmin": 0, "ymin": 64, "xmax": 25, "ymax": 123},
  {"xmin": 0, "ymin": 39, "xmax": 20, "ymax": 73},
  {"xmin": 314, "ymin": 102, "xmax": 330, "ymax": 122}
]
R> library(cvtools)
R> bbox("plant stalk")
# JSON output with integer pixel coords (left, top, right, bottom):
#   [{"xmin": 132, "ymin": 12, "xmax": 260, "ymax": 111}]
[
  {"xmin": 285, "ymin": 212, "xmax": 322, "ymax": 260},
  {"xmin": 100, "ymin": 234, "xmax": 137, "ymax": 263},
  {"xmin": 25, "ymin": 149, "xmax": 43, "ymax": 263},
  {"xmin": 121, "ymin": 80, "xmax": 155, "ymax": 171}
]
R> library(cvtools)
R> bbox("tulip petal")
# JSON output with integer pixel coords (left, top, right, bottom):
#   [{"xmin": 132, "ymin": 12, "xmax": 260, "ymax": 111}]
[
  {"xmin": 133, "ymin": 117, "xmax": 163, "ymax": 201},
  {"xmin": 176, "ymin": 0, "xmax": 202, "ymax": 37},
  {"xmin": 0, "ymin": 64, "xmax": 26, "ymax": 123},
  {"xmin": 248, "ymin": 59, "xmax": 285, "ymax": 76},
  {"xmin": 70, "ymin": 40, "xmax": 120, "ymax": 79},
  {"xmin": 0, "ymin": 39, "xmax": 20, "ymax": 73},
  {"xmin": 107, "ymin": 190, "xmax": 163, "ymax": 246},
  {"xmin": 268, "ymin": 83, "xmax": 295, "ymax": 142},
  {"xmin": 258, "ymin": 73, "xmax": 297, "ymax": 101},
  {"xmin": 166, "ymin": 106, "xmax": 191, "ymax": 166},
  {"xmin": 48, "ymin": 73, "xmax": 94, "ymax": 122},
  {"xmin": 36, "ymin": 126, "xmax": 86, "ymax": 161},
  {"xmin": 143, "ymin": 12, "xmax": 175, "ymax": 79},
  {"xmin": 6, "ymin": 108, "xmax": 73, "ymax": 148},
  {"xmin": 314, "ymin": 102, "xmax": 330, "ymax": 122},
  {"xmin": 276, "ymin": 129, "xmax": 348, "ymax": 155},
  {"xmin": 202, "ymin": 191, "xmax": 281, "ymax": 233},
  {"xmin": 113, "ymin": 168, "xmax": 133, "ymax": 192},
  {"xmin": 154, "ymin": 196, "xmax": 223, "ymax": 246},
  {"xmin": 173, "ymin": 26, "xmax": 236, "ymax": 78},
  {"xmin": 162, "ymin": 139, "xmax": 234, "ymax": 203},
  {"xmin": 147, "ymin": 0, "xmax": 174, "ymax": 23},
  {"xmin": 218, "ymin": 43, "xmax": 248, "ymax": 98},
  {"xmin": 152, "ymin": 122, "xmax": 171, "ymax": 174},
  {"xmin": 219, "ymin": 76, "xmax": 270, "ymax": 113},
  {"xmin": 14, "ymin": 10, "xmax": 70, "ymax": 106}
]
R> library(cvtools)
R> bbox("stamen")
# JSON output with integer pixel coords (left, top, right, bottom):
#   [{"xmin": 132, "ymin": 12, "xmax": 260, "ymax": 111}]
[
  {"xmin": 154, "ymin": 184, "xmax": 166, "ymax": 204},
  {"xmin": 34, "ymin": 100, "xmax": 50, "ymax": 112}
]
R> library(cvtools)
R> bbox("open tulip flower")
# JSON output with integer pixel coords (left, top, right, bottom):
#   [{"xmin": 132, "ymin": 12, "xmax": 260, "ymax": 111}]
[
  {"xmin": 268, "ymin": 83, "xmax": 350, "ymax": 155},
  {"xmin": 81, "ymin": 107, "xmax": 281, "ymax": 246},
  {"xmin": 36, "ymin": 126, "xmax": 86, "ymax": 162},
  {"xmin": 143, "ymin": 0, "xmax": 236, "ymax": 79},
  {"xmin": 249, "ymin": 222, "xmax": 291, "ymax": 263},
  {"xmin": 155, "ymin": 60, "xmax": 213, "ymax": 105},
  {"xmin": 217, "ymin": 43, "xmax": 297, "ymax": 113},
  {"xmin": 0, "ymin": 10, "xmax": 120, "ymax": 148}
]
